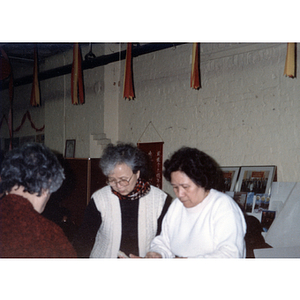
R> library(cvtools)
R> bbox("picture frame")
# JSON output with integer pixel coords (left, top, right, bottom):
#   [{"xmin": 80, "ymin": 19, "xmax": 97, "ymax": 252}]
[
  {"xmin": 65, "ymin": 139, "xmax": 76, "ymax": 158},
  {"xmin": 221, "ymin": 167, "xmax": 240, "ymax": 192},
  {"xmin": 235, "ymin": 166, "xmax": 276, "ymax": 194},
  {"xmin": 232, "ymin": 191, "xmax": 248, "ymax": 211}
]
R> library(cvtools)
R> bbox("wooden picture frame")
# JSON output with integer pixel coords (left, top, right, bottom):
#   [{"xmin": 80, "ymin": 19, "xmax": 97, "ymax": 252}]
[
  {"xmin": 236, "ymin": 166, "xmax": 276, "ymax": 195},
  {"xmin": 65, "ymin": 139, "xmax": 76, "ymax": 158},
  {"xmin": 221, "ymin": 167, "xmax": 240, "ymax": 192}
]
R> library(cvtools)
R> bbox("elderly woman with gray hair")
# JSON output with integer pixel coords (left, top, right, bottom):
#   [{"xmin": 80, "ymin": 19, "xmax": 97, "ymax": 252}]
[
  {"xmin": 73, "ymin": 143, "xmax": 170, "ymax": 258},
  {"xmin": 0, "ymin": 143, "xmax": 76, "ymax": 258}
]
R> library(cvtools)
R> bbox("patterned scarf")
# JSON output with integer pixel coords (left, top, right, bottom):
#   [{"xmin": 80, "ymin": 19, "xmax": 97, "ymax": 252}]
[{"xmin": 111, "ymin": 178, "xmax": 151, "ymax": 201}]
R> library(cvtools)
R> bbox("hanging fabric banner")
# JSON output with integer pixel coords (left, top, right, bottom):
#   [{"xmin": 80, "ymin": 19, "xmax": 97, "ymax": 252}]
[
  {"xmin": 0, "ymin": 115, "xmax": 8, "ymax": 130},
  {"xmin": 71, "ymin": 43, "xmax": 85, "ymax": 105},
  {"xmin": 123, "ymin": 43, "xmax": 135, "ymax": 100},
  {"xmin": 0, "ymin": 48, "xmax": 11, "ymax": 81},
  {"xmin": 30, "ymin": 46, "xmax": 40, "ymax": 106},
  {"xmin": 14, "ymin": 110, "xmax": 45, "ymax": 132},
  {"xmin": 0, "ymin": 111, "xmax": 44, "ymax": 133},
  {"xmin": 137, "ymin": 142, "xmax": 164, "ymax": 189},
  {"xmin": 283, "ymin": 43, "xmax": 296, "ymax": 78},
  {"xmin": 0, "ymin": 47, "xmax": 14, "ymax": 150},
  {"xmin": 190, "ymin": 43, "xmax": 201, "ymax": 89}
]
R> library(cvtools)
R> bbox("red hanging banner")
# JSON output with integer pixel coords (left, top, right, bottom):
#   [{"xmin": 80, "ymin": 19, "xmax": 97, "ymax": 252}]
[
  {"xmin": 123, "ymin": 43, "xmax": 135, "ymax": 100},
  {"xmin": 14, "ymin": 110, "xmax": 45, "ymax": 132},
  {"xmin": 137, "ymin": 142, "xmax": 164, "ymax": 189},
  {"xmin": 71, "ymin": 43, "xmax": 85, "ymax": 105},
  {"xmin": 190, "ymin": 43, "xmax": 201, "ymax": 89},
  {"xmin": 30, "ymin": 46, "xmax": 40, "ymax": 106}
]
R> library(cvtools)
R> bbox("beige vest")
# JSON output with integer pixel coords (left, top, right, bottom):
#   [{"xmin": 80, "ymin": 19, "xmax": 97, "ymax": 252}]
[{"xmin": 90, "ymin": 185, "xmax": 167, "ymax": 258}]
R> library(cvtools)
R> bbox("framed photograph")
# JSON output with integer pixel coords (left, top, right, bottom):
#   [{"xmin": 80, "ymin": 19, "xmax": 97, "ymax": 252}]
[
  {"xmin": 253, "ymin": 193, "xmax": 271, "ymax": 213},
  {"xmin": 236, "ymin": 166, "xmax": 276, "ymax": 194},
  {"xmin": 221, "ymin": 167, "xmax": 240, "ymax": 192},
  {"xmin": 245, "ymin": 192, "xmax": 255, "ymax": 213},
  {"xmin": 232, "ymin": 192, "xmax": 248, "ymax": 211},
  {"xmin": 65, "ymin": 139, "xmax": 76, "ymax": 158}
]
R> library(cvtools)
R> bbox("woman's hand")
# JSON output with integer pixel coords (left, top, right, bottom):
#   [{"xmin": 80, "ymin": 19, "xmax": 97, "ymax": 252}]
[
  {"xmin": 145, "ymin": 251, "xmax": 162, "ymax": 258},
  {"xmin": 129, "ymin": 254, "xmax": 142, "ymax": 258},
  {"xmin": 128, "ymin": 252, "xmax": 162, "ymax": 258}
]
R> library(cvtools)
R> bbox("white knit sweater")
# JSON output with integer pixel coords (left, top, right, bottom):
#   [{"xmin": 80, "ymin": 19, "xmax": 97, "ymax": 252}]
[
  {"xmin": 90, "ymin": 185, "xmax": 167, "ymax": 258},
  {"xmin": 149, "ymin": 189, "xmax": 247, "ymax": 258}
]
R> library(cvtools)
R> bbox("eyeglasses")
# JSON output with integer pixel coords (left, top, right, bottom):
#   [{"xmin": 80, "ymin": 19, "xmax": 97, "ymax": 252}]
[{"xmin": 106, "ymin": 173, "xmax": 134, "ymax": 187}]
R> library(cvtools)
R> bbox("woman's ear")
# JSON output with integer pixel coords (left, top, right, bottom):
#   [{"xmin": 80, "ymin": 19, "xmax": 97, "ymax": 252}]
[{"xmin": 136, "ymin": 170, "xmax": 140, "ymax": 179}]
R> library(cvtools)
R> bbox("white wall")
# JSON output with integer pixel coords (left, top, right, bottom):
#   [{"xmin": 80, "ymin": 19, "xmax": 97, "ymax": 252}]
[
  {"xmin": 2, "ymin": 42, "xmax": 300, "ymax": 198},
  {"xmin": 1, "ymin": 44, "xmax": 107, "ymax": 158},
  {"xmin": 114, "ymin": 43, "xmax": 300, "ymax": 196}
]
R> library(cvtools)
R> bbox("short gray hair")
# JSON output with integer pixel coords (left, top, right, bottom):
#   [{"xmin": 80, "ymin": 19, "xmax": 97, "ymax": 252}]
[{"xmin": 100, "ymin": 143, "xmax": 151, "ymax": 180}]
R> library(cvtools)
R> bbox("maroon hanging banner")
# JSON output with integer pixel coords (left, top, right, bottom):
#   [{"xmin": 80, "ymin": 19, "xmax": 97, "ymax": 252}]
[
  {"xmin": 71, "ymin": 43, "xmax": 85, "ymax": 105},
  {"xmin": 30, "ymin": 46, "xmax": 40, "ymax": 106},
  {"xmin": 123, "ymin": 43, "xmax": 135, "ymax": 100},
  {"xmin": 137, "ymin": 142, "xmax": 164, "ymax": 189},
  {"xmin": 190, "ymin": 42, "xmax": 201, "ymax": 89},
  {"xmin": 0, "ymin": 47, "xmax": 14, "ymax": 150}
]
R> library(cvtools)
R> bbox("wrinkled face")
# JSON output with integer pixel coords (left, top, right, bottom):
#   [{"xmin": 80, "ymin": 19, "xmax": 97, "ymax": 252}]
[
  {"xmin": 170, "ymin": 171, "xmax": 209, "ymax": 208},
  {"xmin": 107, "ymin": 163, "xmax": 140, "ymax": 196}
]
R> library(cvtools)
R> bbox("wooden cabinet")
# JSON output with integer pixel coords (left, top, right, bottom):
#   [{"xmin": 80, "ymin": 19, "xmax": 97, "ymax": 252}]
[{"xmin": 44, "ymin": 158, "xmax": 106, "ymax": 228}]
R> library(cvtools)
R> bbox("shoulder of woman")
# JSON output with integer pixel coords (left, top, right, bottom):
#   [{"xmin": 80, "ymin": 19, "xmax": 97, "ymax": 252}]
[
  {"xmin": 91, "ymin": 185, "xmax": 114, "ymax": 200},
  {"xmin": 209, "ymin": 189, "xmax": 241, "ymax": 210},
  {"xmin": 149, "ymin": 185, "xmax": 168, "ymax": 197}
]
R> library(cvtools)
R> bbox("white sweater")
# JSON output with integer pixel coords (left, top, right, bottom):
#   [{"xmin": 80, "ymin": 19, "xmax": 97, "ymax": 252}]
[
  {"xmin": 149, "ymin": 189, "xmax": 246, "ymax": 258},
  {"xmin": 90, "ymin": 185, "xmax": 167, "ymax": 258}
]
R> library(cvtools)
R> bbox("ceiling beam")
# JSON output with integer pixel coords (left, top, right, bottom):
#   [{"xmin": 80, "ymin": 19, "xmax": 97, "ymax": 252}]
[{"xmin": 0, "ymin": 43, "xmax": 186, "ymax": 90}]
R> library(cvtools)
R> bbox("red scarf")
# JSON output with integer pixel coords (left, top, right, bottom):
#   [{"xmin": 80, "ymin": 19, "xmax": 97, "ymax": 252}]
[{"xmin": 111, "ymin": 178, "xmax": 150, "ymax": 201}]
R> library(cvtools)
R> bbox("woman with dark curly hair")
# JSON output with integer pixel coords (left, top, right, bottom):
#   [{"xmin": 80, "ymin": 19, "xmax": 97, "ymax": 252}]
[
  {"xmin": 72, "ymin": 142, "xmax": 170, "ymax": 258},
  {"xmin": 0, "ymin": 143, "xmax": 76, "ymax": 258},
  {"xmin": 140, "ymin": 146, "xmax": 246, "ymax": 258}
]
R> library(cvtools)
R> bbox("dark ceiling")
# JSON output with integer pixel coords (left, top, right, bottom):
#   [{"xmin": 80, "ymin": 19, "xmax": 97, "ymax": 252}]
[
  {"xmin": 0, "ymin": 43, "xmax": 76, "ymax": 62},
  {"xmin": 0, "ymin": 43, "xmax": 186, "ymax": 90}
]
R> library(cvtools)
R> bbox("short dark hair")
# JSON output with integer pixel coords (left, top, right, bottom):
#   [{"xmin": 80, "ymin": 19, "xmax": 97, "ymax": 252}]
[
  {"xmin": 163, "ymin": 147, "xmax": 224, "ymax": 191},
  {"xmin": 100, "ymin": 143, "xmax": 151, "ymax": 181},
  {"xmin": 0, "ymin": 143, "xmax": 65, "ymax": 196}
]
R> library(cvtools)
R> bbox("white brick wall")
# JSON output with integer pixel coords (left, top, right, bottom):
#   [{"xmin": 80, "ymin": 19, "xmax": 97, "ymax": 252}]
[
  {"xmin": 116, "ymin": 43, "xmax": 300, "ymax": 195},
  {"xmin": 2, "ymin": 43, "xmax": 300, "ymax": 198}
]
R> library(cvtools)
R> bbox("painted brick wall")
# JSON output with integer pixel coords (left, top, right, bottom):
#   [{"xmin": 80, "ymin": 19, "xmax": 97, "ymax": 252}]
[
  {"xmin": 2, "ymin": 43, "xmax": 299, "ymax": 198},
  {"xmin": 116, "ymin": 43, "xmax": 300, "ymax": 195}
]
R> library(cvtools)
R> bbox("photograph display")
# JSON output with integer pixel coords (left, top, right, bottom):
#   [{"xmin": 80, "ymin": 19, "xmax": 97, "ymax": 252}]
[
  {"xmin": 236, "ymin": 166, "xmax": 276, "ymax": 194},
  {"xmin": 221, "ymin": 167, "xmax": 240, "ymax": 192}
]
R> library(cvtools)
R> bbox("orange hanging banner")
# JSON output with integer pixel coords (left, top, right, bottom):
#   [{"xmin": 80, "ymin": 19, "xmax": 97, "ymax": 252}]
[
  {"xmin": 71, "ymin": 43, "xmax": 85, "ymax": 105},
  {"xmin": 190, "ymin": 43, "xmax": 201, "ymax": 89},
  {"xmin": 123, "ymin": 43, "xmax": 135, "ymax": 100},
  {"xmin": 30, "ymin": 46, "xmax": 40, "ymax": 106},
  {"xmin": 283, "ymin": 43, "xmax": 296, "ymax": 78}
]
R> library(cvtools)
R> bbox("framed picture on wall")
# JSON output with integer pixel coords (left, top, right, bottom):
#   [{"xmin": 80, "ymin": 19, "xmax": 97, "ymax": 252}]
[
  {"xmin": 65, "ymin": 139, "xmax": 76, "ymax": 158},
  {"xmin": 221, "ymin": 167, "xmax": 240, "ymax": 192},
  {"xmin": 236, "ymin": 166, "xmax": 276, "ymax": 194}
]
